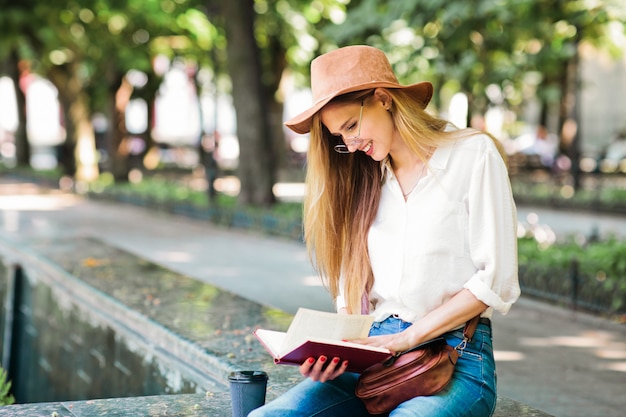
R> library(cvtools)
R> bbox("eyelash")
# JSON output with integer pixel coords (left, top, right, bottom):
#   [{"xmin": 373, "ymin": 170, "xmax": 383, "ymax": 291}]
[{"xmin": 329, "ymin": 119, "xmax": 358, "ymax": 141}]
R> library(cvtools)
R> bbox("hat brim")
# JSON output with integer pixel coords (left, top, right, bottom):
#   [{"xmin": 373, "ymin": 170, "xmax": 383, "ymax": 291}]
[{"xmin": 284, "ymin": 81, "xmax": 433, "ymax": 135}]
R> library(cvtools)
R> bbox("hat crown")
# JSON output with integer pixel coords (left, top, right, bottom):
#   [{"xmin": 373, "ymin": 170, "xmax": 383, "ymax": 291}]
[
  {"xmin": 284, "ymin": 45, "xmax": 432, "ymax": 134},
  {"xmin": 310, "ymin": 45, "xmax": 399, "ymax": 104}
]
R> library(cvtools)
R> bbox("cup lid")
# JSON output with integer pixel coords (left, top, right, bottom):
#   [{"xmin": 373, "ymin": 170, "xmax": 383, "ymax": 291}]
[{"xmin": 228, "ymin": 371, "xmax": 268, "ymax": 382}]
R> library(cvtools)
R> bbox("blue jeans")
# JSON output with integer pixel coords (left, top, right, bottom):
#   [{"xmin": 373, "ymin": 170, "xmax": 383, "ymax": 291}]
[{"xmin": 249, "ymin": 316, "xmax": 497, "ymax": 417}]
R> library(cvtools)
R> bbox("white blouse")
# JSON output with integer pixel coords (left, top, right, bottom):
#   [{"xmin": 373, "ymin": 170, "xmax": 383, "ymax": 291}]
[{"xmin": 337, "ymin": 132, "xmax": 520, "ymax": 323}]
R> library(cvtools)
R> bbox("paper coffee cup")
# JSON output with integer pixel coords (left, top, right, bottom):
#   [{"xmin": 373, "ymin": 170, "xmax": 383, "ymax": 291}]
[{"xmin": 228, "ymin": 370, "xmax": 268, "ymax": 417}]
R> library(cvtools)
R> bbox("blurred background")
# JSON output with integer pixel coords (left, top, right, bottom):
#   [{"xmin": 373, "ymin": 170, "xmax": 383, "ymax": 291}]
[
  {"xmin": 1, "ymin": 0, "xmax": 625, "ymax": 203},
  {"xmin": 1, "ymin": 1, "xmax": 625, "ymax": 317}
]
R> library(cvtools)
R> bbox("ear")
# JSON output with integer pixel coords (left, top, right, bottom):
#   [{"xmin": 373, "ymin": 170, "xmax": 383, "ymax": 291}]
[{"xmin": 373, "ymin": 88, "xmax": 393, "ymax": 110}]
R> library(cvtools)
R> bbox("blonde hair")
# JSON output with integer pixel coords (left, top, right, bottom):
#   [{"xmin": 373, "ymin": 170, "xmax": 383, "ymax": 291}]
[{"xmin": 303, "ymin": 88, "xmax": 505, "ymax": 314}]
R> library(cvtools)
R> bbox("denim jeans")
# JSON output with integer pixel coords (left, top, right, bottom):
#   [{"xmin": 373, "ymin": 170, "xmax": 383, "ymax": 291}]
[{"xmin": 248, "ymin": 316, "xmax": 497, "ymax": 417}]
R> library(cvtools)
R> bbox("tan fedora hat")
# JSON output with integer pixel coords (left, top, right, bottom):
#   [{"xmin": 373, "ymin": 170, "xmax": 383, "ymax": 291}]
[{"xmin": 285, "ymin": 45, "xmax": 433, "ymax": 134}]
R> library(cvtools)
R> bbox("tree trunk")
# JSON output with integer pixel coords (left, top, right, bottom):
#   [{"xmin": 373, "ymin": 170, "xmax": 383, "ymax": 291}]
[
  {"xmin": 48, "ymin": 63, "xmax": 99, "ymax": 181},
  {"xmin": 263, "ymin": 37, "xmax": 288, "ymax": 181},
  {"xmin": 110, "ymin": 74, "xmax": 132, "ymax": 181},
  {"xmin": 221, "ymin": 0, "xmax": 276, "ymax": 206},
  {"xmin": 7, "ymin": 49, "xmax": 30, "ymax": 167},
  {"xmin": 558, "ymin": 42, "xmax": 582, "ymax": 191}
]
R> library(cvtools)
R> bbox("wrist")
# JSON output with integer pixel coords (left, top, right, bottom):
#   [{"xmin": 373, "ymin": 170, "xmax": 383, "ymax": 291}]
[{"xmin": 404, "ymin": 324, "xmax": 429, "ymax": 348}]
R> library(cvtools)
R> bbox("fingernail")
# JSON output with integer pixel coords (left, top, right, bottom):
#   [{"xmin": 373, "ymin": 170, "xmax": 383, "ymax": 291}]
[
  {"xmin": 343, "ymin": 360, "xmax": 349, "ymax": 367},
  {"xmin": 333, "ymin": 357, "xmax": 340, "ymax": 364},
  {"xmin": 320, "ymin": 356, "xmax": 327, "ymax": 362},
  {"xmin": 308, "ymin": 357, "xmax": 315, "ymax": 364}
]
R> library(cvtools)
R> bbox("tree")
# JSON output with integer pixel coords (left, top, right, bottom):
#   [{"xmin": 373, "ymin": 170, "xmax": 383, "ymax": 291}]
[
  {"xmin": 325, "ymin": 0, "xmax": 626, "ymax": 189},
  {"xmin": 211, "ymin": 0, "xmax": 352, "ymax": 206},
  {"xmin": 220, "ymin": 0, "xmax": 276, "ymax": 206},
  {"xmin": 1, "ymin": 50, "xmax": 29, "ymax": 167},
  {"xmin": 2, "ymin": 0, "xmax": 351, "ymax": 205},
  {"xmin": 0, "ymin": 0, "xmax": 40, "ymax": 168},
  {"xmin": 0, "ymin": 0, "xmax": 217, "ymax": 183}
]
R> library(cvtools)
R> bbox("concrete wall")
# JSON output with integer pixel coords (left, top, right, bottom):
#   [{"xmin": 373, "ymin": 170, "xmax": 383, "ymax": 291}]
[{"xmin": 0, "ymin": 256, "xmax": 216, "ymax": 403}]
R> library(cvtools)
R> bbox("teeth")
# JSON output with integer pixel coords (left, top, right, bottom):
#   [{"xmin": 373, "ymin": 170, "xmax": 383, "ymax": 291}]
[{"xmin": 363, "ymin": 143, "xmax": 372, "ymax": 153}]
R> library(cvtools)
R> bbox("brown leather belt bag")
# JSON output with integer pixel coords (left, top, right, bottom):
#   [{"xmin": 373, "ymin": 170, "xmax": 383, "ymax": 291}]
[{"xmin": 355, "ymin": 316, "xmax": 480, "ymax": 414}]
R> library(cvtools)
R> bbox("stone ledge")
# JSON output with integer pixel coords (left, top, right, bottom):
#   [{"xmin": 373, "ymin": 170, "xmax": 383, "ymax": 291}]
[
  {"xmin": 0, "ymin": 392, "xmax": 554, "ymax": 417},
  {"xmin": 0, "ymin": 393, "xmax": 224, "ymax": 417},
  {"xmin": 0, "ymin": 237, "xmax": 553, "ymax": 416}
]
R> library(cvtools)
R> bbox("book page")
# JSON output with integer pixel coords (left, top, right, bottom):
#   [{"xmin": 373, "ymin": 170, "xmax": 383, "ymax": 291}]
[
  {"xmin": 282, "ymin": 308, "xmax": 374, "ymax": 353},
  {"xmin": 254, "ymin": 329, "xmax": 286, "ymax": 356}
]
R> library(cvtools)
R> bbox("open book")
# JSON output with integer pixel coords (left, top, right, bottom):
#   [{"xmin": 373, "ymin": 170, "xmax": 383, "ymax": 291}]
[{"xmin": 254, "ymin": 308, "xmax": 392, "ymax": 373}]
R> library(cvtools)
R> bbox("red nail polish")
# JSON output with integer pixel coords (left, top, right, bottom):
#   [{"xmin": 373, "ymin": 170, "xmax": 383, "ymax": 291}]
[
  {"xmin": 333, "ymin": 357, "xmax": 340, "ymax": 364},
  {"xmin": 320, "ymin": 356, "xmax": 327, "ymax": 362},
  {"xmin": 308, "ymin": 357, "xmax": 315, "ymax": 364}
]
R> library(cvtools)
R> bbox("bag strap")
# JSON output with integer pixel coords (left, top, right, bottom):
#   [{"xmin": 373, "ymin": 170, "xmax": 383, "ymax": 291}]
[
  {"xmin": 383, "ymin": 336, "xmax": 447, "ymax": 366},
  {"xmin": 390, "ymin": 315, "xmax": 482, "ymax": 361},
  {"xmin": 463, "ymin": 315, "xmax": 481, "ymax": 340},
  {"xmin": 455, "ymin": 315, "xmax": 481, "ymax": 354}
]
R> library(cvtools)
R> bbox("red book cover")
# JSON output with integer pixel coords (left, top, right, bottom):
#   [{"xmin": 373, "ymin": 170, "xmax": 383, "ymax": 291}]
[
  {"xmin": 255, "ymin": 329, "xmax": 392, "ymax": 373},
  {"xmin": 254, "ymin": 309, "xmax": 393, "ymax": 374}
]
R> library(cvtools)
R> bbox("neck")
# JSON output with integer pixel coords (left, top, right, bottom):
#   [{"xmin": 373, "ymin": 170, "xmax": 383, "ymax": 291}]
[
  {"xmin": 389, "ymin": 143, "xmax": 433, "ymax": 199},
  {"xmin": 389, "ymin": 138, "xmax": 420, "ymax": 171}
]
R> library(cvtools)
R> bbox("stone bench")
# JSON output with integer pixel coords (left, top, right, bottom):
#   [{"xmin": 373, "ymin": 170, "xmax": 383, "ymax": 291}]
[
  {"xmin": 0, "ymin": 392, "xmax": 554, "ymax": 416},
  {"xmin": 0, "ymin": 237, "xmax": 553, "ymax": 416}
]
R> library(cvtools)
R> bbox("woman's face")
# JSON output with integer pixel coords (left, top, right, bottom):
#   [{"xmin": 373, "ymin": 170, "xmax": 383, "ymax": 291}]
[{"xmin": 320, "ymin": 91, "xmax": 396, "ymax": 161}]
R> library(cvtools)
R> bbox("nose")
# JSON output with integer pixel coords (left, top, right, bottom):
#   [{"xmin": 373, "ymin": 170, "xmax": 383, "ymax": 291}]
[
  {"xmin": 347, "ymin": 143, "xmax": 360, "ymax": 153},
  {"xmin": 344, "ymin": 138, "xmax": 362, "ymax": 153}
]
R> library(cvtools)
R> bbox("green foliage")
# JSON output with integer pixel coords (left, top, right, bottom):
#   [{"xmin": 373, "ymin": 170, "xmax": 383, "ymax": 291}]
[
  {"xmin": 584, "ymin": 239, "xmax": 626, "ymax": 282},
  {"xmin": 518, "ymin": 236, "xmax": 626, "ymax": 314},
  {"xmin": 599, "ymin": 187, "xmax": 626, "ymax": 208},
  {"xmin": 0, "ymin": 0, "xmax": 219, "ymax": 111},
  {"xmin": 517, "ymin": 237, "xmax": 579, "ymax": 270},
  {"xmin": 0, "ymin": 367, "xmax": 15, "ymax": 406},
  {"xmin": 114, "ymin": 177, "xmax": 208, "ymax": 205},
  {"xmin": 3, "ymin": 0, "xmax": 624, "ymax": 201},
  {"xmin": 511, "ymin": 178, "xmax": 626, "ymax": 212},
  {"xmin": 320, "ymin": 0, "xmax": 626, "ymax": 112},
  {"xmin": 87, "ymin": 173, "xmax": 302, "ymax": 218}
]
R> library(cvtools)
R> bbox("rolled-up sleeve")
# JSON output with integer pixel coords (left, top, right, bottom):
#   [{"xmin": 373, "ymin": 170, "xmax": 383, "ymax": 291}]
[{"xmin": 463, "ymin": 142, "xmax": 520, "ymax": 314}]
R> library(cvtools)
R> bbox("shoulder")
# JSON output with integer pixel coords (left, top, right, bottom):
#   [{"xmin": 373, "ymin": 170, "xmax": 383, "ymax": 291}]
[
  {"xmin": 448, "ymin": 129, "xmax": 496, "ymax": 149},
  {"xmin": 431, "ymin": 129, "xmax": 508, "ymax": 175},
  {"xmin": 447, "ymin": 129, "xmax": 507, "ymax": 163}
]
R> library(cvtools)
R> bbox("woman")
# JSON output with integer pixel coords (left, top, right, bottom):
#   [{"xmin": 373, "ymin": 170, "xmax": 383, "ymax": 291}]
[{"xmin": 250, "ymin": 45, "xmax": 520, "ymax": 417}]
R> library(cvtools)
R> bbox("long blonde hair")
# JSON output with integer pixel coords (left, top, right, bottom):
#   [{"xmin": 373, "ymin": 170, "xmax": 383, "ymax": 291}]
[{"xmin": 303, "ymin": 88, "xmax": 502, "ymax": 314}]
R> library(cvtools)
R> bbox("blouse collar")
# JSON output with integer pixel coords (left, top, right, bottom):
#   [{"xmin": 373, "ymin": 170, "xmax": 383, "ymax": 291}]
[{"xmin": 379, "ymin": 139, "xmax": 455, "ymax": 182}]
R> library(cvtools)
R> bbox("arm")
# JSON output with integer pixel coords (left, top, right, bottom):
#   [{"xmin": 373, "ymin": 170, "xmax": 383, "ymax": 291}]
[{"xmin": 353, "ymin": 289, "xmax": 486, "ymax": 354}]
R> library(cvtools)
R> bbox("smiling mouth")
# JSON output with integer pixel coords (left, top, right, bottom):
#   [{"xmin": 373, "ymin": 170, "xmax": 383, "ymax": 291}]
[{"xmin": 362, "ymin": 142, "xmax": 372, "ymax": 154}]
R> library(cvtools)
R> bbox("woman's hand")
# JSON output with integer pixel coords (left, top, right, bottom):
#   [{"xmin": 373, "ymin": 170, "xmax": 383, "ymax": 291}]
[
  {"xmin": 299, "ymin": 356, "xmax": 349, "ymax": 382},
  {"xmin": 352, "ymin": 332, "xmax": 416, "ymax": 356}
]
